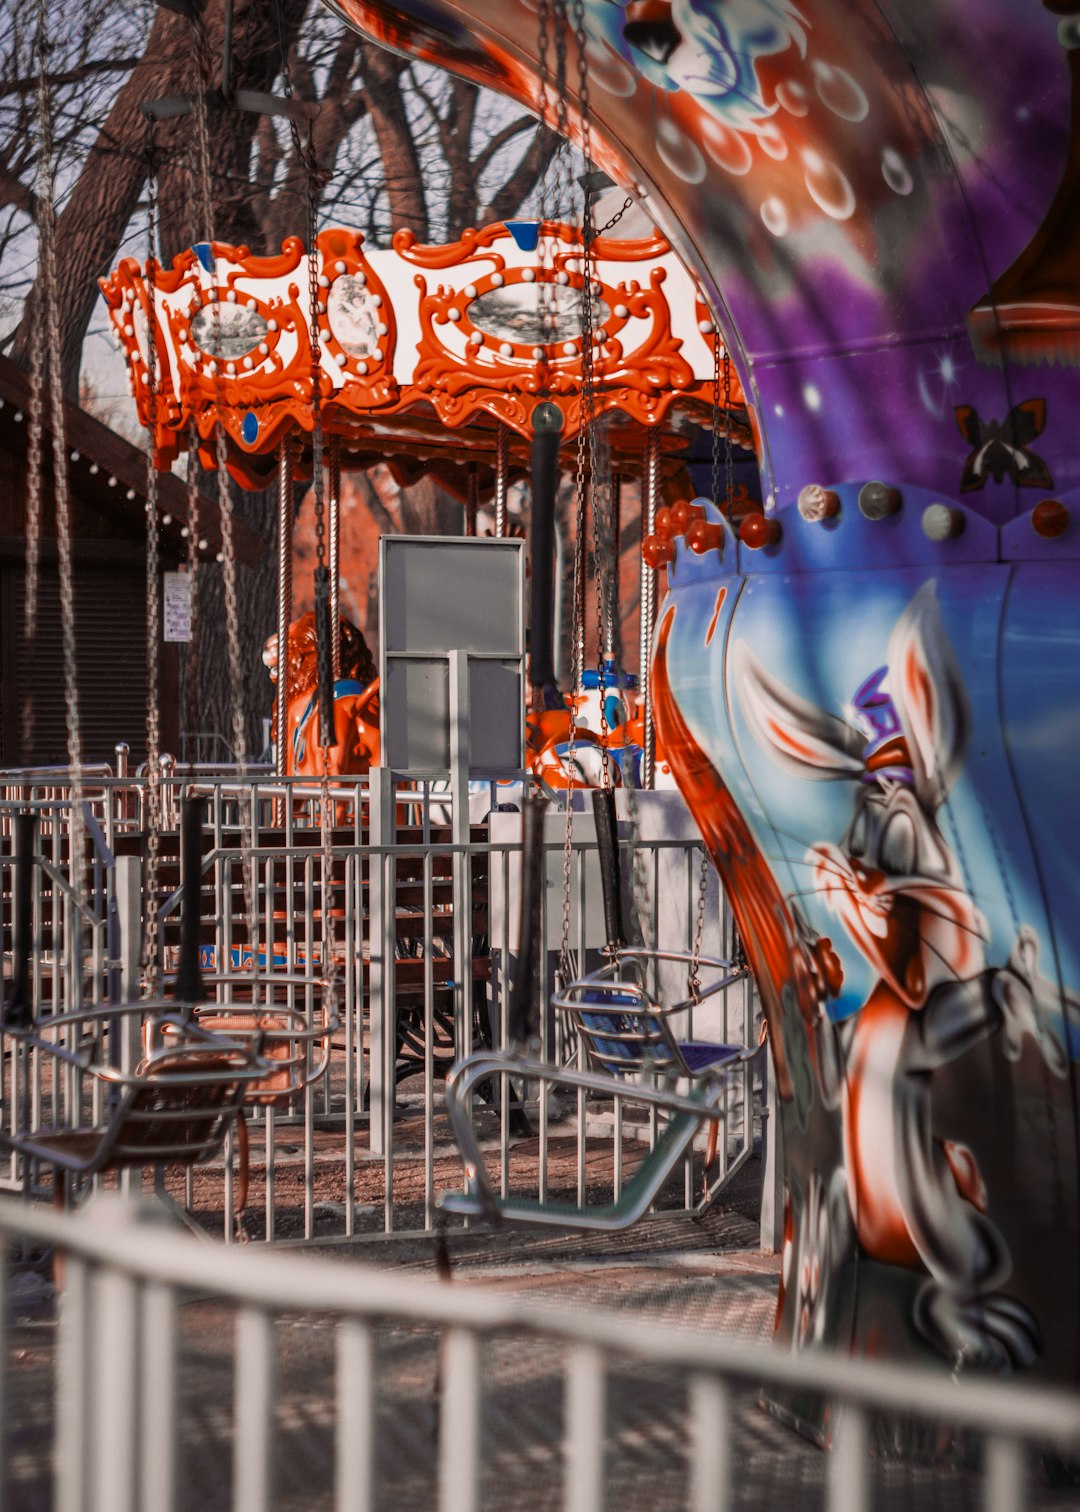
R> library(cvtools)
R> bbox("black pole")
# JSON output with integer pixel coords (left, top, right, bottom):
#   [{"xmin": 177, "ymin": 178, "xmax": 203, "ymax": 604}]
[
  {"xmin": 5, "ymin": 812, "xmax": 36, "ymax": 1028},
  {"xmin": 529, "ymin": 425, "xmax": 560, "ymax": 691},
  {"xmin": 173, "ymin": 794, "xmax": 207, "ymax": 1008},
  {"xmin": 314, "ymin": 563, "xmax": 338, "ymax": 750},
  {"xmin": 591, "ymin": 787, "xmax": 626, "ymax": 950},
  {"xmin": 509, "ymin": 792, "xmax": 545, "ymax": 1044}
]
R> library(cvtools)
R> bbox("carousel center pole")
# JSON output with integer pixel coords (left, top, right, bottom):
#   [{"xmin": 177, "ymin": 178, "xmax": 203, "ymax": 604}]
[
  {"xmin": 640, "ymin": 429, "xmax": 660, "ymax": 788},
  {"xmin": 276, "ymin": 436, "xmax": 293, "ymax": 778},
  {"xmin": 328, "ymin": 435, "xmax": 341, "ymax": 679},
  {"xmin": 494, "ymin": 423, "xmax": 509, "ymax": 537}
]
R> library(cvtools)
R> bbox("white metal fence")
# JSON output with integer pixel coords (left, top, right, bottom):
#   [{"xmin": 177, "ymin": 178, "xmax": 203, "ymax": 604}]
[
  {"xmin": 1, "ymin": 771, "xmax": 761, "ymax": 1245},
  {"xmin": 2, "ymin": 1196, "xmax": 1078, "ymax": 1512}
]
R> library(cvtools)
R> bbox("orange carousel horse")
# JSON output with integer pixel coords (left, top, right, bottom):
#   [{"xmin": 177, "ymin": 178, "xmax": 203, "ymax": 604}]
[{"xmin": 263, "ymin": 612, "xmax": 380, "ymax": 778}]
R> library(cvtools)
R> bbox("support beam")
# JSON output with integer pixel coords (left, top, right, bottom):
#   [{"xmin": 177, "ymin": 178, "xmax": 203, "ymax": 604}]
[
  {"xmin": 275, "ymin": 439, "xmax": 293, "ymax": 778},
  {"xmin": 329, "ymin": 437, "xmax": 342, "ymax": 679},
  {"xmin": 640, "ymin": 430, "xmax": 661, "ymax": 789},
  {"xmin": 494, "ymin": 424, "xmax": 509, "ymax": 538}
]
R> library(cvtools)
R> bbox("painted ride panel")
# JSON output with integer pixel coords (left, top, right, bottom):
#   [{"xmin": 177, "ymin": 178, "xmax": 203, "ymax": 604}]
[{"xmin": 323, "ymin": 0, "xmax": 1080, "ymax": 1405}]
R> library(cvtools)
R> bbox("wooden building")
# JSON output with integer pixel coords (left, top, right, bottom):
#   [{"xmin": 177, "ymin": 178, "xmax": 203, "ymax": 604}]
[{"xmin": 0, "ymin": 354, "xmax": 260, "ymax": 767}]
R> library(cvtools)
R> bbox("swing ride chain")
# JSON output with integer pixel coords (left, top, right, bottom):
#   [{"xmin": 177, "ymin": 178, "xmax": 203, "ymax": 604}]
[
  {"xmin": 277, "ymin": 5, "xmax": 338, "ymax": 1014},
  {"xmin": 185, "ymin": 421, "xmax": 201, "ymax": 742},
  {"xmin": 724, "ymin": 345, "xmax": 734, "ymax": 515},
  {"xmin": 33, "ymin": 0, "xmax": 86, "ymax": 904},
  {"xmin": 556, "ymin": 0, "xmax": 590, "ymax": 983},
  {"xmin": 572, "ymin": 0, "xmax": 614, "ymax": 796},
  {"xmin": 187, "ymin": 10, "xmax": 258, "ymax": 956},
  {"xmin": 142, "ymin": 131, "xmax": 164, "ymax": 994},
  {"xmin": 22, "ymin": 213, "xmax": 45, "ymax": 763}
]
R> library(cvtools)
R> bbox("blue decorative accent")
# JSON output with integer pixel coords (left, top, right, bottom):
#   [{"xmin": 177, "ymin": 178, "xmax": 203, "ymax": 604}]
[
  {"xmin": 192, "ymin": 242, "xmax": 215, "ymax": 274},
  {"xmin": 241, "ymin": 411, "xmax": 259, "ymax": 446},
  {"xmin": 505, "ymin": 220, "xmax": 541, "ymax": 252}
]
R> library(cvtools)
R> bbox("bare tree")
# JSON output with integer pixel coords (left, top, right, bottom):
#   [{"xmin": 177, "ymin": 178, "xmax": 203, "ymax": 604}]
[{"xmin": 0, "ymin": 0, "xmax": 560, "ymax": 756}]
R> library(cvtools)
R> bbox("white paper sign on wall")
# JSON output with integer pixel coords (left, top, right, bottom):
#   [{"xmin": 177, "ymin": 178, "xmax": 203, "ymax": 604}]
[{"xmin": 163, "ymin": 572, "xmax": 192, "ymax": 643}]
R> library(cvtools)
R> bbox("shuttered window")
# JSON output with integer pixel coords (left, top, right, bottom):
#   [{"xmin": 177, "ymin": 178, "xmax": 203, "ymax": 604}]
[{"xmin": 4, "ymin": 561, "xmax": 149, "ymax": 766}]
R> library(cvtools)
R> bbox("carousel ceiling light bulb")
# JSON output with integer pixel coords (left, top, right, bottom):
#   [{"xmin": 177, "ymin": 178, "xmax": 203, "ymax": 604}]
[
  {"xmin": 500, "ymin": 341, "xmax": 514, "ymax": 357},
  {"xmin": 318, "ymin": 274, "xmax": 330, "ymax": 288},
  {"xmin": 592, "ymin": 280, "xmax": 603, "ymax": 295},
  {"xmin": 447, "ymin": 307, "xmax": 461, "ymax": 321},
  {"xmin": 216, "ymin": 552, "xmax": 224, "ymax": 563},
  {"xmin": 522, "ymin": 268, "xmax": 536, "ymax": 283},
  {"xmin": 532, "ymin": 345, "xmax": 544, "ymax": 360},
  {"xmin": 258, "ymin": 342, "xmax": 269, "ymax": 356},
  {"xmin": 107, "ymin": 475, "xmax": 117, "ymax": 487},
  {"xmin": 335, "ymin": 351, "xmax": 348, "ymax": 366},
  {"xmin": 243, "ymin": 356, "xmax": 253, "ymax": 369},
  {"xmin": 226, "ymin": 290, "xmax": 237, "ymax": 303},
  {"xmin": 126, "ymin": 488, "xmax": 136, "ymax": 500},
  {"xmin": 490, "ymin": 273, "xmax": 504, "ymax": 288},
  {"xmin": 70, "ymin": 450, "xmax": 80, "ymax": 462},
  {"xmin": 124, "ymin": 324, "xmax": 134, "ymax": 337},
  {"xmin": 698, "ymin": 319, "xmax": 714, "ymax": 333},
  {"xmin": 358, "ymin": 360, "xmax": 368, "ymax": 374},
  {"xmin": 567, "ymin": 259, "xmax": 579, "ymax": 273},
  {"xmin": 208, "ymin": 362, "xmax": 218, "ymax": 375},
  {"xmin": 614, "ymin": 303, "xmax": 629, "ymax": 318},
  {"xmin": 199, "ymin": 538, "xmax": 209, "ymax": 550},
  {"xmin": 89, "ymin": 464, "xmax": 99, "ymax": 475},
  {"xmin": 246, "ymin": 299, "xmax": 257, "ymax": 311},
  {"xmin": 267, "ymin": 319, "xmax": 278, "ymax": 332},
  {"xmin": 13, "ymin": 411, "xmax": 22, "ymax": 421},
  {"xmin": 556, "ymin": 271, "xmax": 569, "ymax": 285},
  {"xmin": 180, "ymin": 526, "xmax": 189, "ymax": 537},
  {"xmin": 161, "ymin": 513, "xmax": 172, "ymax": 525},
  {"xmin": 227, "ymin": 363, "xmax": 236, "ymax": 375},
  {"xmin": 468, "ymin": 331, "xmax": 483, "ymax": 347},
  {"xmin": 376, "ymin": 322, "xmax": 388, "ymax": 336},
  {"xmin": 334, "ymin": 261, "xmax": 346, "ymax": 274},
  {"xmin": 465, "ymin": 284, "xmax": 478, "ymax": 298},
  {"xmin": 355, "ymin": 271, "xmax": 366, "ymax": 285},
  {"xmin": 370, "ymin": 294, "xmax": 382, "ymax": 307},
  {"xmin": 563, "ymin": 340, "xmax": 578, "ymax": 356}
]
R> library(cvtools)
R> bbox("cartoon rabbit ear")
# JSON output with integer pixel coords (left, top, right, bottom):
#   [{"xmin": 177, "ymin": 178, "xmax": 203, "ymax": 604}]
[
  {"xmin": 888, "ymin": 582, "xmax": 971, "ymax": 809},
  {"xmin": 732, "ymin": 641, "xmax": 865, "ymax": 780}
]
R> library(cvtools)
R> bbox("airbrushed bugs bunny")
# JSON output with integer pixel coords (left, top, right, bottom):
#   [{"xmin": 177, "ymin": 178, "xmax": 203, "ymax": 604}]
[{"xmin": 734, "ymin": 582, "xmax": 1072, "ymax": 1370}]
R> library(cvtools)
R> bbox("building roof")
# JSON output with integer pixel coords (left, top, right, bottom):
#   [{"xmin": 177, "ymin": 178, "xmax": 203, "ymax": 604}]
[{"xmin": 0, "ymin": 353, "xmax": 262, "ymax": 566}]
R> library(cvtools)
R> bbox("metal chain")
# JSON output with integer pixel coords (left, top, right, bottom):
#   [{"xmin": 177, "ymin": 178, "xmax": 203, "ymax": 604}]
[
  {"xmin": 21, "ymin": 217, "xmax": 45, "ymax": 763},
  {"xmin": 189, "ymin": 12, "xmax": 258, "ymax": 961},
  {"xmin": 723, "ymin": 344, "xmax": 734, "ymax": 515},
  {"xmin": 34, "ymin": 0, "xmax": 84, "ymax": 908},
  {"xmin": 141, "ymin": 132, "xmax": 164, "ymax": 994},
  {"xmin": 594, "ymin": 196, "xmax": 633, "ymax": 236},
  {"xmin": 711, "ymin": 334, "xmax": 722, "ymax": 511},
  {"xmin": 276, "ymin": 1, "xmax": 337, "ymax": 1016},
  {"xmin": 185, "ymin": 420, "xmax": 201, "ymax": 743}
]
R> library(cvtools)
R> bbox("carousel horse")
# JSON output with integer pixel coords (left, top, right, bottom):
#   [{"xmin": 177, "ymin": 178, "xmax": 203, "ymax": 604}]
[{"xmin": 263, "ymin": 612, "xmax": 380, "ymax": 778}]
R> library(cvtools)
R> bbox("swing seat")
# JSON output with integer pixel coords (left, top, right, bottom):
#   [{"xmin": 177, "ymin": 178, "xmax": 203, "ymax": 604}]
[
  {"xmin": 567, "ymin": 949, "xmax": 748, "ymax": 1083},
  {"xmin": 0, "ymin": 1004, "xmax": 271, "ymax": 1180},
  {"xmin": 438, "ymin": 950, "xmax": 760, "ymax": 1231}
]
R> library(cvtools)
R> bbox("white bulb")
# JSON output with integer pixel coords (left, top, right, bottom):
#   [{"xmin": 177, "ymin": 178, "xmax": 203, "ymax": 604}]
[
  {"xmin": 614, "ymin": 304, "xmax": 629, "ymax": 319},
  {"xmin": 335, "ymin": 261, "xmax": 346, "ymax": 273},
  {"xmin": 562, "ymin": 341, "xmax": 577, "ymax": 356},
  {"xmin": 490, "ymin": 273, "xmax": 504, "ymax": 288},
  {"xmin": 522, "ymin": 268, "xmax": 535, "ymax": 283},
  {"xmin": 467, "ymin": 331, "xmax": 483, "ymax": 347},
  {"xmin": 318, "ymin": 274, "xmax": 330, "ymax": 288},
  {"xmin": 226, "ymin": 290, "xmax": 237, "ymax": 303},
  {"xmin": 499, "ymin": 342, "xmax": 513, "ymax": 357},
  {"xmin": 447, "ymin": 307, "xmax": 461, "ymax": 322},
  {"xmin": 335, "ymin": 351, "xmax": 347, "ymax": 366},
  {"xmin": 246, "ymin": 299, "xmax": 258, "ymax": 311},
  {"xmin": 126, "ymin": 488, "xmax": 136, "ymax": 500},
  {"xmin": 465, "ymin": 284, "xmax": 477, "ymax": 299},
  {"xmin": 258, "ymin": 342, "xmax": 269, "ymax": 356},
  {"xmin": 267, "ymin": 319, "xmax": 278, "ymax": 332},
  {"xmin": 242, "ymin": 356, "xmax": 253, "ymax": 369}
]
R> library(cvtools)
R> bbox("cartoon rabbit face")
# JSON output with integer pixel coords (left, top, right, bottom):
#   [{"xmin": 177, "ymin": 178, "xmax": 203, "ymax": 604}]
[{"xmin": 734, "ymin": 583, "xmax": 988, "ymax": 1008}]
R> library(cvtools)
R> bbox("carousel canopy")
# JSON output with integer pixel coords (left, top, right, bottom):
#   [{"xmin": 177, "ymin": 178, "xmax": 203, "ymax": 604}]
[{"xmin": 100, "ymin": 219, "xmax": 747, "ymax": 493}]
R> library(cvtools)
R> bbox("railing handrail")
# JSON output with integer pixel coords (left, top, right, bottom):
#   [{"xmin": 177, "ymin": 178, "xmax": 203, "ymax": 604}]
[{"xmin": 1, "ymin": 1199, "xmax": 1077, "ymax": 1447}]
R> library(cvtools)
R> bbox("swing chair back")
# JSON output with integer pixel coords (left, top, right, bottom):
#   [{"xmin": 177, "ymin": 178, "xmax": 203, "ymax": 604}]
[
  {"xmin": 1, "ymin": 1007, "xmax": 270, "ymax": 1178},
  {"xmin": 556, "ymin": 948, "xmax": 749, "ymax": 1084}
]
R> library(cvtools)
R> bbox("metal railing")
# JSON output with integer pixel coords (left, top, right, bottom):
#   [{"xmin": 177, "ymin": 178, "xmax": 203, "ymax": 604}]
[
  {"xmin": 2, "ymin": 772, "xmax": 760, "ymax": 1244},
  {"xmin": 1, "ymin": 1196, "xmax": 1078, "ymax": 1512}
]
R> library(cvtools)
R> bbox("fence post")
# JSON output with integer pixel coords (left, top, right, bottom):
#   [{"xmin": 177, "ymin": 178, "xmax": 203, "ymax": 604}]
[
  {"xmin": 448, "ymin": 650, "xmax": 473, "ymax": 1065},
  {"xmin": 760, "ymin": 1042, "xmax": 785, "ymax": 1254},
  {"xmin": 368, "ymin": 766, "xmax": 395, "ymax": 1157}
]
